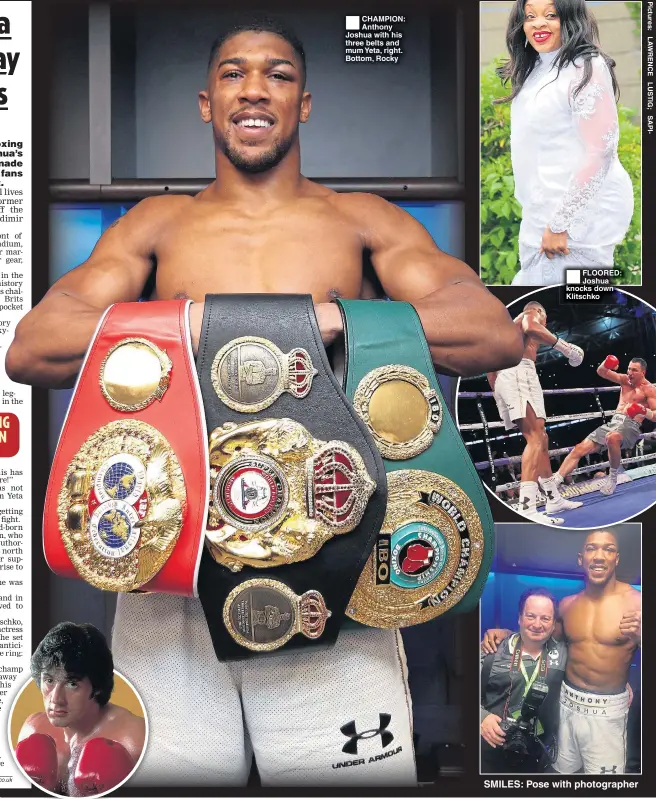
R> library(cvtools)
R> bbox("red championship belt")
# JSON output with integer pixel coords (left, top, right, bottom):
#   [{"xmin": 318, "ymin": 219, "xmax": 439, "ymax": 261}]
[{"xmin": 43, "ymin": 300, "xmax": 208, "ymax": 595}]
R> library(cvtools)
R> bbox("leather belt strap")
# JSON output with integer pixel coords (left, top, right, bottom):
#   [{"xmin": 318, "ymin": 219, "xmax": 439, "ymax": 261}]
[
  {"xmin": 195, "ymin": 294, "xmax": 387, "ymax": 660},
  {"xmin": 337, "ymin": 299, "xmax": 494, "ymax": 625},
  {"xmin": 44, "ymin": 300, "xmax": 208, "ymax": 595}
]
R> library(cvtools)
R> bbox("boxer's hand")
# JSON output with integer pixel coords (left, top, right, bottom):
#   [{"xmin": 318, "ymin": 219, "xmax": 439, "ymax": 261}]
[
  {"xmin": 619, "ymin": 610, "xmax": 641, "ymax": 643},
  {"xmin": 553, "ymin": 338, "xmax": 584, "ymax": 367},
  {"xmin": 626, "ymin": 402, "xmax": 647, "ymax": 420},
  {"xmin": 314, "ymin": 302, "xmax": 344, "ymax": 345},
  {"xmin": 15, "ymin": 733, "xmax": 58, "ymax": 791},
  {"xmin": 481, "ymin": 714, "xmax": 506, "ymax": 748},
  {"xmin": 603, "ymin": 355, "xmax": 619, "ymax": 370},
  {"xmin": 481, "ymin": 628, "xmax": 512, "ymax": 654},
  {"xmin": 189, "ymin": 301, "xmax": 205, "ymax": 356},
  {"xmin": 540, "ymin": 228, "xmax": 569, "ymax": 260},
  {"xmin": 74, "ymin": 738, "xmax": 134, "ymax": 794}
]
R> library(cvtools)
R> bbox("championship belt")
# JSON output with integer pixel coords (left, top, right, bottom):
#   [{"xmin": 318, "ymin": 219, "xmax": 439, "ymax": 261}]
[
  {"xmin": 195, "ymin": 295, "xmax": 386, "ymax": 660},
  {"xmin": 336, "ymin": 299, "xmax": 494, "ymax": 627},
  {"xmin": 43, "ymin": 301, "xmax": 208, "ymax": 595}
]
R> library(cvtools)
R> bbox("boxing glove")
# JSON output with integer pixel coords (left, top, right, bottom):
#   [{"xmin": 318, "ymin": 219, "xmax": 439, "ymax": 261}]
[
  {"xmin": 603, "ymin": 355, "xmax": 620, "ymax": 370},
  {"xmin": 626, "ymin": 402, "xmax": 648, "ymax": 420},
  {"xmin": 15, "ymin": 733, "xmax": 58, "ymax": 791},
  {"xmin": 553, "ymin": 338, "xmax": 584, "ymax": 367},
  {"xmin": 74, "ymin": 738, "xmax": 133, "ymax": 794}
]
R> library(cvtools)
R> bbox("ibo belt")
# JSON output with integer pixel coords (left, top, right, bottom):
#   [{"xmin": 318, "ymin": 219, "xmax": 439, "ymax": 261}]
[
  {"xmin": 196, "ymin": 295, "xmax": 386, "ymax": 660},
  {"xmin": 337, "ymin": 299, "xmax": 494, "ymax": 626},
  {"xmin": 43, "ymin": 300, "xmax": 208, "ymax": 595}
]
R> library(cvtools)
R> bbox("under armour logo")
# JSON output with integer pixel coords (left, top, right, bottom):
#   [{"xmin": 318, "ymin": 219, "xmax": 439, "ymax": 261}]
[
  {"xmin": 600, "ymin": 765, "xmax": 617, "ymax": 774},
  {"xmin": 521, "ymin": 498, "xmax": 530, "ymax": 511},
  {"xmin": 340, "ymin": 713, "xmax": 394, "ymax": 754},
  {"xmin": 546, "ymin": 489, "xmax": 555, "ymax": 501}
]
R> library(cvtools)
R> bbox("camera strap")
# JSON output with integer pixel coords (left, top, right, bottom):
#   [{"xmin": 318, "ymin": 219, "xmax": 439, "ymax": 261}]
[{"xmin": 509, "ymin": 634, "xmax": 549, "ymax": 698}]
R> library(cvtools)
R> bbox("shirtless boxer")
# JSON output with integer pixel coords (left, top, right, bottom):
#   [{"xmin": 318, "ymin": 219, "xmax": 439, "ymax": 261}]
[
  {"xmin": 482, "ymin": 530, "xmax": 641, "ymax": 774},
  {"xmin": 6, "ymin": 18, "xmax": 521, "ymax": 787},
  {"xmin": 487, "ymin": 301, "xmax": 584, "ymax": 523},
  {"xmin": 555, "ymin": 356, "xmax": 656, "ymax": 496},
  {"xmin": 16, "ymin": 623, "xmax": 144, "ymax": 795}
]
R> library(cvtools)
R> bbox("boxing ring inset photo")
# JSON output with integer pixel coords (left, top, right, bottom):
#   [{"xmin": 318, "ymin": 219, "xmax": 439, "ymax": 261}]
[{"xmin": 457, "ymin": 287, "xmax": 656, "ymax": 529}]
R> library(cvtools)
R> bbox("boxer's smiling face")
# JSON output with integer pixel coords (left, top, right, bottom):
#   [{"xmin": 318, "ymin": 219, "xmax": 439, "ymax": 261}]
[
  {"xmin": 41, "ymin": 669, "xmax": 96, "ymax": 728},
  {"xmin": 200, "ymin": 32, "xmax": 311, "ymax": 173},
  {"xmin": 579, "ymin": 531, "xmax": 620, "ymax": 586}
]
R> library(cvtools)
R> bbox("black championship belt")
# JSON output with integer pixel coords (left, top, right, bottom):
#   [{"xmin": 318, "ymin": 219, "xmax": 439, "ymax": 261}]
[
  {"xmin": 337, "ymin": 299, "xmax": 494, "ymax": 626},
  {"xmin": 195, "ymin": 294, "xmax": 387, "ymax": 660}
]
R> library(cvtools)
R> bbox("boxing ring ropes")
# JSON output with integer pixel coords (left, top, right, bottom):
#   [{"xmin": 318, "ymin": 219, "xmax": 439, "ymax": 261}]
[{"xmin": 458, "ymin": 384, "xmax": 656, "ymax": 525}]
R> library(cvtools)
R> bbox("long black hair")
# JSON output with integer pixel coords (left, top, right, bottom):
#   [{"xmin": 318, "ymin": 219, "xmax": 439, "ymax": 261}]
[{"xmin": 495, "ymin": 0, "xmax": 619, "ymax": 103}]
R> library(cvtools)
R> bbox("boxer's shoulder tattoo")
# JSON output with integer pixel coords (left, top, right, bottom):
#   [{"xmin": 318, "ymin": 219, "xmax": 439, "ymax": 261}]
[
  {"xmin": 107, "ymin": 218, "xmax": 121, "ymax": 231},
  {"xmin": 173, "ymin": 291, "xmax": 190, "ymax": 300}
]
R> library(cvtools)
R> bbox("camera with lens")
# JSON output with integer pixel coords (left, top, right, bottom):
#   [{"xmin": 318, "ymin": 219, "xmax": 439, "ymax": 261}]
[{"xmin": 500, "ymin": 681, "xmax": 551, "ymax": 767}]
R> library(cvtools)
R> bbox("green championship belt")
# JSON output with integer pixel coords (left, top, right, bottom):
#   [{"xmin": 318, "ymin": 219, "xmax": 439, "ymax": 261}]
[{"xmin": 337, "ymin": 299, "xmax": 494, "ymax": 627}]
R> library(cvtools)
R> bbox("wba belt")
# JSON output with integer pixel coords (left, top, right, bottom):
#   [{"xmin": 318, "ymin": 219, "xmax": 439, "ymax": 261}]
[
  {"xmin": 195, "ymin": 295, "xmax": 387, "ymax": 660},
  {"xmin": 336, "ymin": 299, "xmax": 494, "ymax": 626},
  {"xmin": 43, "ymin": 300, "xmax": 208, "ymax": 595}
]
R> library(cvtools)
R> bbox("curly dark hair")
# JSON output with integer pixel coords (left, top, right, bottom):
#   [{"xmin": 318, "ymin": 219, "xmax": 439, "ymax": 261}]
[
  {"xmin": 496, "ymin": 0, "xmax": 619, "ymax": 104},
  {"xmin": 30, "ymin": 623, "xmax": 114, "ymax": 706},
  {"xmin": 207, "ymin": 14, "xmax": 307, "ymax": 88}
]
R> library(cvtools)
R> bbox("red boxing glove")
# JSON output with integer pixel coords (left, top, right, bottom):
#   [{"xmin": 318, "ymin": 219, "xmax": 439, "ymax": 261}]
[
  {"xmin": 74, "ymin": 738, "xmax": 133, "ymax": 795},
  {"xmin": 15, "ymin": 733, "xmax": 58, "ymax": 792},
  {"xmin": 603, "ymin": 355, "xmax": 620, "ymax": 370},
  {"xmin": 626, "ymin": 402, "xmax": 647, "ymax": 419}
]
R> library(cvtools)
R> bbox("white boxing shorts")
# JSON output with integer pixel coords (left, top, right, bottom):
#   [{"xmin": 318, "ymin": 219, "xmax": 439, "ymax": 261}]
[
  {"xmin": 553, "ymin": 681, "xmax": 630, "ymax": 774},
  {"xmin": 112, "ymin": 593, "xmax": 416, "ymax": 788},
  {"xmin": 493, "ymin": 358, "xmax": 546, "ymax": 430}
]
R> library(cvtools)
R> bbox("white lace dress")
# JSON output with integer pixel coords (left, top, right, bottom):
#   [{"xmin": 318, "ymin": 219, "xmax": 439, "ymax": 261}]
[{"xmin": 509, "ymin": 49, "xmax": 633, "ymax": 285}]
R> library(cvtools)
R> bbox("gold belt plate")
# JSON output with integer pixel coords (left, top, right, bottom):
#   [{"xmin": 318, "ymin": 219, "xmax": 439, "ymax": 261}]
[
  {"xmin": 57, "ymin": 420, "xmax": 186, "ymax": 591},
  {"xmin": 347, "ymin": 470, "xmax": 484, "ymax": 627},
  {"xmin": 223, "ymin": 578, "xmax": 331, "ymax": 652},
  {"xmin": 211, "ymin": 336, "xmax": 318, "ymax": 413},
  {"xmin": 206, "ymin": 418, "xmax": 375, "ymax": 572},
  {"xmin": 353, "ymin": 365, "xmax": 442, "ymax": 460}
]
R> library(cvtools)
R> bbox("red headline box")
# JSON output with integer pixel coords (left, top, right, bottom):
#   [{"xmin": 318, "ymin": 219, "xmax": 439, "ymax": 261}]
[{"xmin": 0, "ymin": 413, "xmax": 20, "ymax": 457}]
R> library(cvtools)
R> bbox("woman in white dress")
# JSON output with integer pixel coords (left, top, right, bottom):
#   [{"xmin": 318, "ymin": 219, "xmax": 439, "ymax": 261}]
[{"xmin": 496, "ymin": 0, "xmax": 634, "ymax": 285}]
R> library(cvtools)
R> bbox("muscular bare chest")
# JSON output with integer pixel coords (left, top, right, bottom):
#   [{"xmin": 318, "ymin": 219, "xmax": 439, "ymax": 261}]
[
  {"xmin": 153, "ymin": 201, "xmax": 364, "ymax": 302},
  {"xmin": 619, "ymin": 383, "xmax": 651, "ymax": 408},
  {"xmin": 564, "ymin": 595, "xmax": 629, "ymax": 648}
]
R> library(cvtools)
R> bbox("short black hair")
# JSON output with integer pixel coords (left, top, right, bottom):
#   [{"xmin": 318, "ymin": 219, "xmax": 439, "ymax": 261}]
[
  {"xmin": 583, "ymin": 529, "xmax": 619, "ymax": 549},
  {"xmin": 518, "ymin": 587, "xmax": 558, "ymax": 619},
  {"xmin": 630, "ymin": 357, "xmax": 647, "ymax": 373},
  {"xmin": 30, "ymin": 623, "xmax": 114, "ymax": 707},
  {"xmin": 207, "ymin": 15, "xmax": 307, "ymax": 88}
]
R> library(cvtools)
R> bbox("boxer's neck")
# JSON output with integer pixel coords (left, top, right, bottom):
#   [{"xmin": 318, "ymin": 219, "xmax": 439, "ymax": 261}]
[{"xmin": 584, "ymin": 574, "xmax": 617, "ymax": 599}]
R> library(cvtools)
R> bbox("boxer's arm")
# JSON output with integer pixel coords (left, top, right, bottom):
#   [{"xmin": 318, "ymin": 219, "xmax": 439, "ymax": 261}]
[
  {"xmin": 5, "ymin": 197, "xmax": 182, "ymax": 389},
  {"xmin": 596, "ymin": 363, "xmax": 627, "ymax": 385},
  {"xmin": 349, "ymin": 194, "xmax": 523, "ymax": 376},
  {"xmin": 518, "ymin": 309, "xmax": 558, "ymax": 347}
]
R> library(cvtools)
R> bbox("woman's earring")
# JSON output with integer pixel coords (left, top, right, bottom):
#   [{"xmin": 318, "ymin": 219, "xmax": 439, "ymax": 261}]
[{"xmin": 524, "ymin": 36, "xmax": 529, "ymax": 48}]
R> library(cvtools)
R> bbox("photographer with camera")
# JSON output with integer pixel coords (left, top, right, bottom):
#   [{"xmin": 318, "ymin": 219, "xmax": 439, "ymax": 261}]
[{"xmin": 480, "ymin": 588, "xmax": 566, "ymax": 773}]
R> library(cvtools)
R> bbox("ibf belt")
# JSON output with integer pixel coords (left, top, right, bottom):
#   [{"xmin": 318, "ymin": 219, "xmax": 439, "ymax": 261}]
[
  {"xmin": 336, "ymin": 299, "xmax": 494, "ymax": 627},
  {"xmin": 43, "ymin": 301, "xmax": 208, "ymax": 595},
  {"xmin": 196, "ymin": 295, "xmax": 386, "ymax": 660}
]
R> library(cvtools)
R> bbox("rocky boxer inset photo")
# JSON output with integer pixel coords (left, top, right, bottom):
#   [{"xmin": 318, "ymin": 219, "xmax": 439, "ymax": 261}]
[
  {"xmin": 457, "ymin": 286, "xmax": 656, "ymax": 528},
  {"xmin": 9, "ymin": 623, "xmax": 146, "ymax": 796},
  {"xmin": 480, "ymin": 523, "xmax": 641, "ymax": 775}
]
